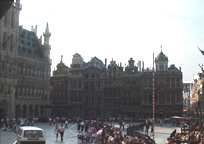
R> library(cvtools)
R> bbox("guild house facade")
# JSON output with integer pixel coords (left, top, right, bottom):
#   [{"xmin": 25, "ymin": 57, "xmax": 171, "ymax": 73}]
[{"xmin": 51, "ymin": 51, "xmax": 183, "ymax": 119}]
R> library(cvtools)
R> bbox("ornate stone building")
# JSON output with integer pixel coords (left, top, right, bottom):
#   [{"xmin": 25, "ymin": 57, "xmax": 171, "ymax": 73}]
[
  {"xmin": 0, "ymin": 0, "xmax": 21, "ymax": 119},
  {"xmin": 0, "ymin": 0, "xmax": 51, "ymax": 119},
  {"xmin": 15, "ymin": 24, "xmax": 51, "ymax": 118},
  {"xmin": 51, "ymin": 54, "xmax": 105, "ymax": 119},
  {"xmin": 190, "ymin": 69, "xmax": 204, "ymax": 116},
  {"xmin": 142, "ymin": 51, "xmax": 183, "ymax": 118},
  {"xmin": 51, "ymin": 50, "xmax": 183, "ymax": 119}
]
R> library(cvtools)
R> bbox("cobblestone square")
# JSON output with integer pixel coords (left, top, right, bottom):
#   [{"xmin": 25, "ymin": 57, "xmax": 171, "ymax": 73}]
[{"xmin": 0, "ymin": 122, "xmax": 180, "ymax": 144}]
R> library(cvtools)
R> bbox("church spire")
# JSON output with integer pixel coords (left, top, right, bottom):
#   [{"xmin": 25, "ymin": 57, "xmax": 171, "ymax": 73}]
[
  {"xmin": 43, "ymin": 22, "xmax": 51, "ymax": 45},
  {"xmin": 45, "ymin": 22, "xmax": 49, "ymax": 34},
  {"xmin": 43, "ymin": 22, "xmax": 51, "ymax": 59}
]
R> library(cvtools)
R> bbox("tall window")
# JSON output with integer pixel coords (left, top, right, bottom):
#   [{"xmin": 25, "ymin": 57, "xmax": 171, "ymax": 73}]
[
  {"xmin": 143, "ymin": 92, "xmax": 147, "ymax": 104},
  {"xmin": 166, "ymin": 78, "xmax": 170, "ymax": 87},
  {"xmin": 172, "ymin": 91, "xmax": 175, "ymax": 104},
  {"xmin": 2, "ymin": 61, "xmax": 5, "ymax": 71},
  {"xmin": 159, "ymin": 91, "xmax": 165, "ymax": 104},
  {"xmin": 7, "ymin": 85, "xmax": 11, "ymax": 94},
  {"xmin": 8, "ymin": 63, "xmax": 12, "ymax": 72},
  {"xmin": 171, "ymin": 78, "xmax": 175, "ymax": 87},
  {"xmin": 176, "ymin": 91, "xmax": 181, "ymax": 103},
  {"xmin": 0, "ymin": 85, "xmax": 3, "ymax": 94},
  {"xmin": 176, "ymin": 78, "xmax": 180, "ymax": 87},
  {"xmin": 11, "ymin": 11, "xmax": 15, "ymax": 28},
  {"xmin": 159, "ymin": 65, "xmax": 164, "ymax": 71},
  {"xmin": 149, "ymin": 92, "xmax": 153, "ymax": 104},
  {"xmin": 10, "ymin": 35, "xmax": 13, "ymax": 52},
  {"xmin": 3, "ymin": 32, "xmax": 7, "ymax": 49},
  {"xmin": 166, "ymin": 92, "xmax": 170, "ymax": 104}
]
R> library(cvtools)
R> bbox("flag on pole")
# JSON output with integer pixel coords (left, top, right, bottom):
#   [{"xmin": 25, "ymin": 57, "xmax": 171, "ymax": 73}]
[{"xmin": 198, "ymin": 47, "xmax": 204, "ymax": 55}]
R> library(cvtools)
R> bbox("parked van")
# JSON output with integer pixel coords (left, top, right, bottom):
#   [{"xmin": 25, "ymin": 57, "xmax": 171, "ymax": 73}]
[{"xmin": 16, "ymin": 126, "xmax": 46, "ymax": 144}]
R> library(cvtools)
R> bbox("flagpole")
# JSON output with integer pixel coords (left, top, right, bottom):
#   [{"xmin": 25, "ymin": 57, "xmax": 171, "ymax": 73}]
[{"xmin": 153, "ymin": 53, "xmax": 155, "ymax": 142}]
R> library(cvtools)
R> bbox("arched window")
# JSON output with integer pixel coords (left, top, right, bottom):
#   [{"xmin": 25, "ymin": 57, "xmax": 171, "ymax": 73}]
[
  {"xmin": 10, "ymin": 35, "xmax": 13, "ymax": 52},
  {"xmin": 3, "ymin": 32, "xmax": 7, "ymax": 49}
]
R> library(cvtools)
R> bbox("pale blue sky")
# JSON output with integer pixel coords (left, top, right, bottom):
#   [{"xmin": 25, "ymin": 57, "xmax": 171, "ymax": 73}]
[{"xmin": 19, "ymin": 0, "xmax": 204, "ymax": 81}]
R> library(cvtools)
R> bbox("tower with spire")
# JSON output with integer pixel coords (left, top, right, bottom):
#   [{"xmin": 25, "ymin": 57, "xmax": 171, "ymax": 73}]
[{"xmin": 43, "ymin": 22, "xmax": 51, "ymax": 59}]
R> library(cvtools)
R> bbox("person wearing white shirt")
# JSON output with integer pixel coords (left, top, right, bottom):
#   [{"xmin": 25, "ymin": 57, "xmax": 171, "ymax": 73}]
[
  {"xmin": 65, "ymin": 120, "xmax": 68, "ymax": 129},
  {"xmin": 96, "ymin": 128, "xmax": 103, "ymax": 144},
  {"xmin": 80, "ymin": 121, "xmax": 85, "ymax": 132}
]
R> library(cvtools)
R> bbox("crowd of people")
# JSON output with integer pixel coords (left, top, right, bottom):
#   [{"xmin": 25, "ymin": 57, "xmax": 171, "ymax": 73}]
[
  {"xmin": 167, "ymin": 120, "xmax": 204, "ymax": 144},
  {"xmin": 0, "ymin": 116, "xmax": 170, "ymax": 143},
  {"xmin": 74, "ymin": 119, "xmax": 155, "ymax": 144},
  {"xmin": 0, "ymin": 117, "xmax": 38, "ymax": 132},
  {"xmin": 47, "ymin": 117, "xmax": 155, "ymax": 144}
]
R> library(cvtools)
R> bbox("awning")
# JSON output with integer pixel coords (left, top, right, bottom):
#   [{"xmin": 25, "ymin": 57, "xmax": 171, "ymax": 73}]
[{"xmin": 171, "ymin": 116, "xmax": 183, "ymax": 119}]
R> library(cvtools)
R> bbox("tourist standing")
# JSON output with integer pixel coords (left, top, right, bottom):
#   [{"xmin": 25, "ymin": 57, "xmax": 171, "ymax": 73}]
[
  {"xmin": 65, "ymin": 120, "xmax": 68, "ymax": 129},
  {"xmin": 167, "ymin": 137, "xmax": 172, "ymax": 144},
  {"xmin": 77, "ymin": 120, "xmax": 81, "ymax": 131},
  {"xmin": 80, "ymin": 121, "xmax": 85, "ymax": 132},
  {"xmin": 160, "ymin": 119, "xmax": 163, "ymax": 127},
  {"xmin": 96, "ymin": 128, "xmax": 102, "ymax": 144},
  {"xmin": 122, "ymin": 121, "xmax": 125, "ymax": 131},
  {"xmin": 59, "ymin": 124, "xmax": 65, "ymax": 141},
  {"xmin": 54, "ymin": 125, "xmax": 59, "ymax": 140},
  {"xmin": 145, "ymin": 123, "xmax": 150, "ymax": 136}
]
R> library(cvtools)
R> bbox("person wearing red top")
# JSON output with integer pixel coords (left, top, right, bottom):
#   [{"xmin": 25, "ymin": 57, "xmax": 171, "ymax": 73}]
[
  {"xmin": 191, "ymin": 123, "xmax": 195, "ymax": 130},
  {"xmin": 96, "ymin": 125, "xmax": 101, "ymax": 132},
  {"xmin": 167, "ymin": 137, "xmax": 172, "ymax": 144}
]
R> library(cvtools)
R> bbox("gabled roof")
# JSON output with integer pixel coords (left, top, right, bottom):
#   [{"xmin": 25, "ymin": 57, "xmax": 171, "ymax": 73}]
[
  {"xmin": 85, "ymin": 56, "xmax": 105, "ymax": 69},
  {"xmin": 89, "ymin": 56, "xmax": 104, "ymax": 64}
]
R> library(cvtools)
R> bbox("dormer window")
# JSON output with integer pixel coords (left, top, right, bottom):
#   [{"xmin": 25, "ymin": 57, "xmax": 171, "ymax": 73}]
[{"xmin": 159, "ymin": 65, "xmax": 164, "ymax": 71}]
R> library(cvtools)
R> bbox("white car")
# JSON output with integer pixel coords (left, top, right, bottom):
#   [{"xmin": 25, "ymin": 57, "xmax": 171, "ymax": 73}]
[{"xmin": 15, "ymin": 126, "xmax": 46, "ymax": 144}]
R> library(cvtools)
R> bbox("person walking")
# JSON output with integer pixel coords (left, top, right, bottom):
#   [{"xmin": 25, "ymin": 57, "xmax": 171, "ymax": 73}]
[
  {"xmin": 54, "ymin": 125, "xmax": 59, "ymax": 140},
  {"xmin": 122, "ymin": 121, "xmax": 125, "ymax": 131},
  {"xmin": 80, "ymin": 121, "xmax": 85, "ymax": 132},
  {"xmin": 59, "ymin": 124, "xmax": 65, "ymax": 141},
  {"xmin": 145, "ymin": 123, "xmax": 150, "ymax": 136},
  {"xmin": 150, "ymin": 125, "xmax": 153, "ymax": 137},
  {"xmin": 77, "ymin": 120, "xmax": 81, "ymax": 131},
  {"xmin": 65, "ymin": 120, "xmax": 68, "ymax": 129}
]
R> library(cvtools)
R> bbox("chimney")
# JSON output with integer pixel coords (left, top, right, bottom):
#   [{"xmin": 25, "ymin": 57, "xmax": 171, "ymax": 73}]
[
  {"xmin": 35, "ymin": 25, "xmax": 37, "ymax": 36},
  {"xmin": 138, "ymin": 60, "xmax": 141, "ymax": 72},
  {"xmin": 105, "ymin": 58, "xmax": 107, "ymax": 69}
]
